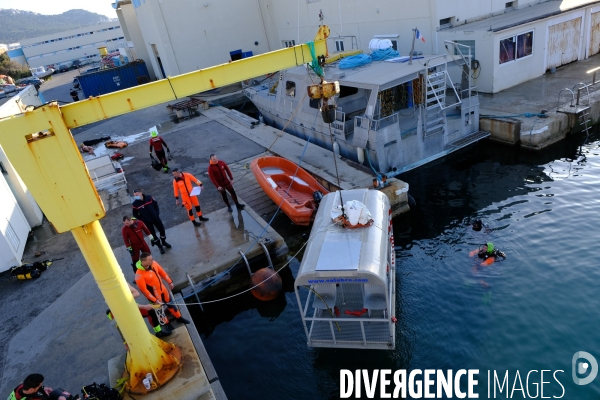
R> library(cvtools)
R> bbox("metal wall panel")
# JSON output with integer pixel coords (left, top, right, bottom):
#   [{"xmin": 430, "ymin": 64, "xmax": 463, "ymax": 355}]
[
  {"xmin": 79, "ymin": 61, "xmax": 151, "ymax": 98},
  {"xmin": 589, "ymin": 12, "xmax": 600, "ymax": 57},
  {"xmin": 547, "ymin": 18, "xmax": 582, "ymax": 70}
]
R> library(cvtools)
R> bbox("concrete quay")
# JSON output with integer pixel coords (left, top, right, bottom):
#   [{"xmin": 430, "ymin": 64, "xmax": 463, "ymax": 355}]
[{"xmin": 480, "ymin": 52, "xmax": 600, "ymax": 150}]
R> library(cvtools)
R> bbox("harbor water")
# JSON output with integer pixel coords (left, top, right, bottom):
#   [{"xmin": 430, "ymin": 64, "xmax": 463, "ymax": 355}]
[{"xmin": 189, "ymin": 130, "xmax": 600, "ymax": 399}]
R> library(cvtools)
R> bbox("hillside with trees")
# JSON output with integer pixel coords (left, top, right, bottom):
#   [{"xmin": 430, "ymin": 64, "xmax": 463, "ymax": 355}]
[{"xmin": 0, "ymin": 9, "xmax": 115, "ymax": 44}]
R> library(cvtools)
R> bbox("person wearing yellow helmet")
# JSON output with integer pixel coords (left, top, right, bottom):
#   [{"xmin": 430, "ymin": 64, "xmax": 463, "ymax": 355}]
[{"xmin": 149, "ymin": 127, "xmax": 171, "ymax": 173}]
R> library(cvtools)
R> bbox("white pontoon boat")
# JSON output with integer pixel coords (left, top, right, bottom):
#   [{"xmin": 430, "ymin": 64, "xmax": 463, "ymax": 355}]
[{"xmin": 294, "ymin": 189, "xmax": 396, "ymax": 350}]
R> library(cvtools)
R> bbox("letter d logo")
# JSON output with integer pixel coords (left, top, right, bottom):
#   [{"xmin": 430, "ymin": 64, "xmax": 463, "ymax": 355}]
[{"xmin": 572, "ymin": 351, "xmax": 598, "ymax": 385}]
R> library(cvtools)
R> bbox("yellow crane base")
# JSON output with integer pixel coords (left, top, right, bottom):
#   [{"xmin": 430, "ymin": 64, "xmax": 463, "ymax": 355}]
[{"xmin": 125, "ymin": 337, "xmax": 183, "ymax": 394}]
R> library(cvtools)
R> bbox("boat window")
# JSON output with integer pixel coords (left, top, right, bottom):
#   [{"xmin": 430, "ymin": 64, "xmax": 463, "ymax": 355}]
[
  {"xmin": 378, "ymin": 82, "xmax": 412, "ymax": 117},
  {"xmin": 309, "ymin": 98, "xmax": 320, "ymax": 109},
  {"xmin": 339, "ymin": 86, "xmax": 359, "ymax": 98},
  {"xmin": 286, "ymin": 81, "xmax": 296, "ymax": 97}
]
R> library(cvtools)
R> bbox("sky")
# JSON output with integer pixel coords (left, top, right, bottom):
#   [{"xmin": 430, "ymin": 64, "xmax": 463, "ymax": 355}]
[{"xmin": 0, "ymin": 0, "xmax": 116, "ymax": 18}]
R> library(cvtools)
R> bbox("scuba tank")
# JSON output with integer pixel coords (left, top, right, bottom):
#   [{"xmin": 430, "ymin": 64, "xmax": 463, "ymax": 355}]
[{"xmin": 10, "ymin": 258, "xmax": 63, "ymax": 280}]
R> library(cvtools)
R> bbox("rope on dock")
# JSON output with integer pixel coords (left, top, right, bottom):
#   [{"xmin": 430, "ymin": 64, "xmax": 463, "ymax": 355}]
[{"xmin": 480, "ymin": 112, "xmax": 548, "ymax": 119}]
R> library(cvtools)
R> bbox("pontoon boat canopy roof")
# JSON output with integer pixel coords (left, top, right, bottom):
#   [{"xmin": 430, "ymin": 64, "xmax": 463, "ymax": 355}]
[
  {"xmin": 295, "ymin": 189, "xmax": 390, "ymax": 286},
  {"xmin": 285, "ymin": 54, "xmax": 449, "ymax": 88}
]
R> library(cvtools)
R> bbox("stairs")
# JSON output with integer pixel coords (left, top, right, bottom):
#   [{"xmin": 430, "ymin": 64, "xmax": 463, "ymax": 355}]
[{"xmin": 424, "ymin": 63, "xmax": 461, "ymax": 138}]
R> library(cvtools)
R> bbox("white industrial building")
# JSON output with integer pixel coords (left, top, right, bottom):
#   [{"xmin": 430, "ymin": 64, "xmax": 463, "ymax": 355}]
[
  {"xmin": 439, "ymin": 0, "xmax": 600, "ymax": 93},
  {"xmin": 17, "ymin": 22, "xmax": 126, "ymax": 69},
  {"xmin": 112, "ymin": 0, "xmax": 600, "ymax": 93},
  {"xmin": 0, "ymin": 86, "xmax": 45, "ymax": 272}
]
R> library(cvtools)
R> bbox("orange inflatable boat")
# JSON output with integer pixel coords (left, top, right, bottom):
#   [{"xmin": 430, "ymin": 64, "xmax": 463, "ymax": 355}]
[{"xmin": 250, "ymin": 156, "xmax": 329, "ymax": 226}]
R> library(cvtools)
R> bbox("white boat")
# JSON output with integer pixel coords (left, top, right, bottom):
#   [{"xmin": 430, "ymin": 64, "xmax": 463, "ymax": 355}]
[
  {"xmin": 294, "ymin": 188, "xmax": 396, "ymax": 350},
  {"xmin": 245, "ymin": 42, "xmax": 490, "ymax": 176},
  {"xmin": 30, "ymin": 66, "xmax": 55, "ymax": 79}
]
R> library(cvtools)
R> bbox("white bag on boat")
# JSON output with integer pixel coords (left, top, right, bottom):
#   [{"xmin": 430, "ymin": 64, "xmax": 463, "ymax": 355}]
[{"xmin": 331, "ymin": 200, "xmax": 372, "ymax": 226}]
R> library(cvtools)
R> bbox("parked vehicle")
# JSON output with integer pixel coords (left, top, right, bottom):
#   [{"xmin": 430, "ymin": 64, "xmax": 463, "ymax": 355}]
[
  {"xmin": 58, "ymin": 64, "xmax": 70, "ymax": 73},
  {"xmin": 17, "ymin": 77, "xmax": 43, "ymax": 85},
  {"xmin": 30, "ymin": 66, "xmax": 54, "ymax": 79},
  {"xmin": 16, "ymin": 77, "xmax": 43, "ymax": 89},
  {"xmin": 0, "ymin": 84, "xmax": 25, "ymax": 94}
]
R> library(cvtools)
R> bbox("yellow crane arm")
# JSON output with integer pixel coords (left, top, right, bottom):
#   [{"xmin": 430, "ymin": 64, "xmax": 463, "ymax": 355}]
[{"xmin": 61, "ymin": 31, "xmax": 329, "ymax": 129}]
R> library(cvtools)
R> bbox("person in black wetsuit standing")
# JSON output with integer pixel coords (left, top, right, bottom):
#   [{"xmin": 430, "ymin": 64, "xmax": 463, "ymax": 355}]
[{"xmin": 132, "ymin": 189, "xmax": 171, "ymax": 253}]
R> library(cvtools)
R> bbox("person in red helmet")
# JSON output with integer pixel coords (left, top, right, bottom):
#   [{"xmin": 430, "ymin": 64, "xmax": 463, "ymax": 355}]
[
  {"xmin": 172, "ymin": 168, "xmax": 208, "ymax": 226},
  {"xmin": 134, "ymin": 252, "xmax": 190, "ymax": 324}
]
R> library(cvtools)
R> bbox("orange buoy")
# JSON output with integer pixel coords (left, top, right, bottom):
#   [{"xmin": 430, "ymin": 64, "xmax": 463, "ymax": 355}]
[{"xmin": 250, "ymin": 268, "xmax": 282, "ymax": 301}]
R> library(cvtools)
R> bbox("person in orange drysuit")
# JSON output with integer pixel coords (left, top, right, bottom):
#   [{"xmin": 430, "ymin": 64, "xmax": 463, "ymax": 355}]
[
  {"xmin": 172, "ymin": 168, "xmax": 209, "ymax": 227},
  {"xmin": 135, "ymin": 252, "xmax": 190, "ymax": 324}
]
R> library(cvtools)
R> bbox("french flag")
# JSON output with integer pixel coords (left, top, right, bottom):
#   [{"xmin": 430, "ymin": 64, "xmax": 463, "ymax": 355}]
[{"xmin": 415, "ymin": 29, "xmax": 426, "ymax": 43}]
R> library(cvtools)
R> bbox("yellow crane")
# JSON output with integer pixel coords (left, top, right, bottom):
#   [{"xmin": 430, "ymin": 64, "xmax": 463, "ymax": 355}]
[{"xmin": 0, "ymin": 27, "xmax": 331, "ymax": 393}]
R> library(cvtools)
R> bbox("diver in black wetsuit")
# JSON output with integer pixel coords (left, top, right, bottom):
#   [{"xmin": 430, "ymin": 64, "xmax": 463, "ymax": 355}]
[{"xmin": 477, "ymin": 242, "xmax": 506, "ymax": 261}]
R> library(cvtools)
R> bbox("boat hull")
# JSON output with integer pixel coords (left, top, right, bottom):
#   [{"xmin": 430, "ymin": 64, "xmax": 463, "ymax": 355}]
[{"xmin": 250, "ymin": 156, "xmax": 329, "ymax": 226}]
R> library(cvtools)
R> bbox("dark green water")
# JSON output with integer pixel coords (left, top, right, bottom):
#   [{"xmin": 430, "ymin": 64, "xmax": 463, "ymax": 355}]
[{"xmin": 191, "ymin": 131, "xmax": 600, "ymax": 399}]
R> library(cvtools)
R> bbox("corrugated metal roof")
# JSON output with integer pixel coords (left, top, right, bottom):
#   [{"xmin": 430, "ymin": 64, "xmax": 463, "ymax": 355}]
[{"xmin": 443, "ymin": 0, "xmax": 600, "ymax": 33}]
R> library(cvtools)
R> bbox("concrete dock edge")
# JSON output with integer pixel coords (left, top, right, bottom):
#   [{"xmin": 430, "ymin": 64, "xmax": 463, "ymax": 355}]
[{"xmin": 175, "ymin": 293, "xmax": 228, "ymax": 400}]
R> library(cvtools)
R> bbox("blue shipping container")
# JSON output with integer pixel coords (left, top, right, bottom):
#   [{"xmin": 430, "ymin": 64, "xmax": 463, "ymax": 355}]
[{"xmin": 79, "ymin": 60, "xmax": 151, "ymax": 98}]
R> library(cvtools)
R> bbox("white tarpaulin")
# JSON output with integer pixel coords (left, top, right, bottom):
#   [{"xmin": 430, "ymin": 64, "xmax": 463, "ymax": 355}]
[{"xmin": 331, "ymin": 200, "xmax": 372, "ymax": 225}]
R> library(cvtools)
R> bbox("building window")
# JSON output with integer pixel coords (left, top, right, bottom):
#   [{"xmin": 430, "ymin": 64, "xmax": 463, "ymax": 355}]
[
  {"xmin": 335, "ymin": 40, "xmax": 345, "ymax": 52},
  {"xmin": 283, "ymin": 40, "xmax": 295, "ymax": 48},
  {"xmin": 453, "ymin": 40, "xmax": 475, "ymax": 60},
  {"xmin": 439, "ymin": 17, "xmax": 454, "ymax": 28},
  {"xmin": 505, "ymin": 1, "xmax": 517, "ymax": 9},
  {"xmin": 499, "ymin": 30, "xmax": 533, "ymax": 64},
  {"xmin": 285, "ymin": 81, "xmax": 296, "ymax": 97}
]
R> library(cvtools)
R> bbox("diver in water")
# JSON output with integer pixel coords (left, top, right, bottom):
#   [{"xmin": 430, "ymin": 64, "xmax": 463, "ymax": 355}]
[
  {"xmin": 472, "ymin": 242, "xmax": 506, "ymax": 266},
  {"xmin": 470, "ymin": 219, "xmax": 494, "ymax": 233}
]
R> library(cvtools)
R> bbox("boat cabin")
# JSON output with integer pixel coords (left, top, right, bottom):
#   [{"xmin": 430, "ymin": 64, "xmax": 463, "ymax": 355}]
[
  {"xmin": 245, "ymin": 43, "xmax": 490, "ymax": 175},
  {"xmin": 293, "ymin": 189, "xmax": 396, "ymax": 350}
]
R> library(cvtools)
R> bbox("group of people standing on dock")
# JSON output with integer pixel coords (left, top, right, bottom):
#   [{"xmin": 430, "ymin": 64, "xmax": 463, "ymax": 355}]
[
  {"xmin": 122, "ymin": 132, "xmax": 246, "ymax": 270},
  {"xmin": 116, "ymin": 130, "xmax": 248, "ymax": 338}
]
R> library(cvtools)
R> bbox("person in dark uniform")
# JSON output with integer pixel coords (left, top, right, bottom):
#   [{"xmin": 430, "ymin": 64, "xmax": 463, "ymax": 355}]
[
  {"xmin": 69, "ymin": 88, "xmax": 79, "ymax": 102},
  {"xmin": 132, "ymin": 189, "xmax": 171, "ymax": 252}
]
